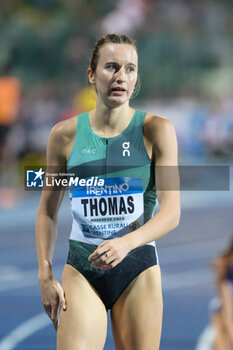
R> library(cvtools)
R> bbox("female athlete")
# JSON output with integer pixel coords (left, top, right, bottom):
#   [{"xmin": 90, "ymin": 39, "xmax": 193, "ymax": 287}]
[
  {"xmin": 36, "ymin": 33, "xmax": 180, "ymax": 350},
  {"xmin": 211, "ymin": 236, "xmax": 233, "ymax": 350}
]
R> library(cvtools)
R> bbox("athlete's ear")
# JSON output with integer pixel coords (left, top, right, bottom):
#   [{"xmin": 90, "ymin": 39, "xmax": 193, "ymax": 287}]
[{"xmin": 87, "ymin": 67, "xmax": 95, "ymax": 85}]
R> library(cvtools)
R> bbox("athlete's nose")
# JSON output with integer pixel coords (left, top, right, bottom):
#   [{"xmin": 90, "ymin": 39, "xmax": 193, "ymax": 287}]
[{"xmin": 115, "ymin": 67, "xmax": 127, "ymax": 83}]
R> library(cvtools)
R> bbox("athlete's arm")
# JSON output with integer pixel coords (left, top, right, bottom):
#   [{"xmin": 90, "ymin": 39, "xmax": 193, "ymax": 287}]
[
  {"xmin": 89, "ymin": 117, "xmax": 180, "ymax": 269},
  {"xmin": 36, "ymin": 122, "xmax": 68, "ymax": 329},
  {"xmin": 126, "ymin": 116, "xmax": 181, "ymax": 246}
]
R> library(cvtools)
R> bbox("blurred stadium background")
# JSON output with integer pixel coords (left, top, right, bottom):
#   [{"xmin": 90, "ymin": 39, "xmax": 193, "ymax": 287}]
[{"xmin": 0, "ymin": 1, "xmax": 233, "ymax": 349}]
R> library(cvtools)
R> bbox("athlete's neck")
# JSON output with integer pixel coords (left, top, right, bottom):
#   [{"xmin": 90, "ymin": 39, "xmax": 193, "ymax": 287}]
[{"xmin": 89, "ymin": 103, "xmax": 134, "ymax": 138}]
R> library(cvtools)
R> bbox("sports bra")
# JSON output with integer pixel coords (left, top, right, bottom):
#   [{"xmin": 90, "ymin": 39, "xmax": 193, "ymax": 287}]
[{"xmin": 67, "ymin": 110, "xmax": 157, "ymax": 246}]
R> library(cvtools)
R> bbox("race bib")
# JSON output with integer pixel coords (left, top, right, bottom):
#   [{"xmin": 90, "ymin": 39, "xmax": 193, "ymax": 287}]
[{"xmin": 71, "ymin": 177, "xmax": 144, "ymax": 239}]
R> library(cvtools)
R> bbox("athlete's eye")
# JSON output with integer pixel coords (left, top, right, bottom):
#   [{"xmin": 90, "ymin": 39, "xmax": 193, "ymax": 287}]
[
  {"xmin": 105, "ymin": 63, "xmax": 122, "ymax": 73},
  {"xmin": 127, "ymin": 66, "xmax": 135, "ymax": 73},
  {"xmin": 107, "ymin": 65, "xmax": 115, "ymax": 70},
  {"xmin": 106, "ymin": 63, "xmax": 118, "ymax": 71}
]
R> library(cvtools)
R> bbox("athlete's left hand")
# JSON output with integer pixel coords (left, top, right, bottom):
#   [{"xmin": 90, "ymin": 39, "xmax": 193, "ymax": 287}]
[{"xmin": 88, "ymin": 237, "xmax": 131, "ymax": 270}]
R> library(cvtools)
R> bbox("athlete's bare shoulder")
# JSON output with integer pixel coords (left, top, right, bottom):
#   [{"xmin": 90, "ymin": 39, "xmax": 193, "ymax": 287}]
[
  {"xmin": 50, "ymin": 115, "xmax": 77, "ymax": 145},
  {"xmin": 47, "ymin": 115, "xmax": 78, "ymax": 161},
  {"xmin": 144, "ymin": 112, "xmax": 176, "ymax": 146}
]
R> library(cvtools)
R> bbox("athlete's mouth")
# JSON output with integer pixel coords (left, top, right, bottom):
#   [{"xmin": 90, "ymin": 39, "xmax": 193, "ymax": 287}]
[{"xmin": 111, "ymin": 87, "xmax": 126, "ymax": 92}]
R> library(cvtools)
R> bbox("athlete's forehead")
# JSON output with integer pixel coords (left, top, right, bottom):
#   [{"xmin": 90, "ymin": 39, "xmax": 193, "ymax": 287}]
[{"xmin": 98, "ymin": 43, "xmax": 138, "ymax": 66}]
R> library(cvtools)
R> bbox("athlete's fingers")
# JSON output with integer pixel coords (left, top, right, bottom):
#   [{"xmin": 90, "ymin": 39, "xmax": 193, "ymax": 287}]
[
  {"xmin": 91, "ymin": 257, "xmax": 106, "ymax": 268},
  {"xmin": 55, "ymin": 282, "xmax": 66, "ymax": 310},
  {"xmin": 91, "ymin": 253, "xmax": 117, "ymax": 269},
  {"xmin": 88, "ymin": 251, "xmax": 98, "ymax": 261},
  {"xmin": 88, "ymin": 249, "xmax": 105, "ymax": 261},
  {"xmin": 93, "ymin": 239, "xmax": 125, "ymax": 259},
  {"xmin": 105, "ymin": 254, "xmax": 113, "ymax": 264},
  {"xmin": 89, "ymin": 237, "xmax": 128, "ymax": 265},
  {"xmin": 101, "ymin": 259, "xmax": 119, "ymax": 270},
  {"xmin": 50, "ymin": 303, "xmax": 59, "ymax": 330},
  {"xmin": 107, "ymin": 259, "xmax": 120, "ymax": 269},
  {"xmin": 88, "ymin": 240, "xmax": 113, "ymax": 261},
  {"xmin": 88, "ymin": 247, "xmax": 110, "ymax": 262},
  {"xmin": 98, "ymin": 240, "xmax": 110, "ymax": 248},
  {"xmin": 90, "ymin": 250, "xmax": 112, "ymax": 267},
  {"xmin": 43, "ymin": 303, "xmax": 52, "ymax": 317}
]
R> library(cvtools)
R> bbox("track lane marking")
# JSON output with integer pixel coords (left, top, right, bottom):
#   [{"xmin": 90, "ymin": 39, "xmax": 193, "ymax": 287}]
[{"xmin": 0, "ymin": 313, "xmax": 50, "ymax": 350}]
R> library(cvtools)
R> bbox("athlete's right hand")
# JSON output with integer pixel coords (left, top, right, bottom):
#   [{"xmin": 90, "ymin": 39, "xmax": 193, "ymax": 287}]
[{"xmin": 39, "ymin": 276, "xmax": 66, "ymax": 330}]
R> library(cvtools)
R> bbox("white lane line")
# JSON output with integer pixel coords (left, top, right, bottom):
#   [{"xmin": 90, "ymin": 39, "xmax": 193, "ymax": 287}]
[
  {"xmin": 0, "ymin": 313, "xmax": 51, "ymax": 350},
  {"xmin": 195, "ymin": 324, "xmax": 215, "ymax": 350}
]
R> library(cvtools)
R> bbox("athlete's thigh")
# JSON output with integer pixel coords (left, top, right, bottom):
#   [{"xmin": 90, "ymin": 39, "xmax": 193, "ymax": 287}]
[
  {"xmin": 57, "ymin": 264, "xmax": 108, "ymax": 350},
  {"xmin": 111, "ymin": 265, "xmax": 163, "ymax": 350}
]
